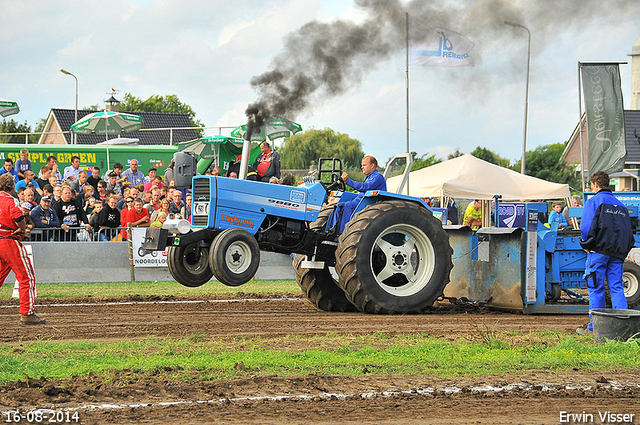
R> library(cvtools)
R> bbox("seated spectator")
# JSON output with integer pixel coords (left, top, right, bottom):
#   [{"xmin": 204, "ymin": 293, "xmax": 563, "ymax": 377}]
[
  {"xmin": 16, "ymin": 170, "xmax": 41, "ymax": 194},
  {"xmin": 48, "ymin": 175, "xmax": 58, "ymax": 188},
  {"xmin": 150, "ymin": 198, "xmax": 171, "ymax": 222},
  {"xmin": 463, "ymin": 199, "xmax": 482, "ymax": 230},
  {"xmin": 96, "ymin": 195, "xmax": 121, "ymax": 241},
  {"xmin": 548, "ymin": 201, "xmax": 569, "ymax": 229},
  {"xmin": 563, "ymin": 195, "xmax": 582, "ymax": 225},
  {"xmin": 142, "ymin": 189, "xmax": 153, "ymax": 205},
  {"xmin": 30, "ymin": 195, "xmax": 60, "ymax": 241},
  {"xmin": 144, "ymin": 175, "xmax": 164, "ymax": 192},
  {"xmin": 23, "ymin": 188, "xmax": 38, "ymax": 210},
  {"xmin": 150, "ymin": 211, "xmax": 168, "ymax": 228}
]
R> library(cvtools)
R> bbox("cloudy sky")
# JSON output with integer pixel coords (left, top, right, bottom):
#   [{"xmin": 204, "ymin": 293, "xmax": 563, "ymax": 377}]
[{"xmin": 1, "ymin": 0, "xmax": 639, "ymax": 165}]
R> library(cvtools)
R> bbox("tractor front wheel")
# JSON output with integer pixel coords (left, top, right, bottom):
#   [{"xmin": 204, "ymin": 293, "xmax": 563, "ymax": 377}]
[
  {"xmin": 622, "ymin": 260, "xmax": 640, "ymax": 308},
  {"xmin": 167, "ymin": 243, "xmax": 213, "ymax": 287},
  {"xmin": 209, "ymin": 228, "xmax": 260, "ymax": 287}
]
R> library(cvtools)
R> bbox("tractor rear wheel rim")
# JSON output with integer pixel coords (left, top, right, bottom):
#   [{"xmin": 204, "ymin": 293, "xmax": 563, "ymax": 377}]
[
  {"xmin": 623, "ymin": 271, "xmax": 639, "ymax": 298},
  {"xmin": 370, "ymin": 223, "xmax": 435, "ymax": 297}
]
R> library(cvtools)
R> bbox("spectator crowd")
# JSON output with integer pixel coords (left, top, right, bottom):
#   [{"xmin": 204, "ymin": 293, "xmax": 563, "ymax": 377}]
[{"xmin": 4, "ymin": 149, "xmax": 192, "ymax": 242}]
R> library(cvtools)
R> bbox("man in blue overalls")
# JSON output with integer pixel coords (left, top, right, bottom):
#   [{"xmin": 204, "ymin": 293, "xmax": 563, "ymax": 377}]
[
  {"xmin": 578, "ymin": 171, "xmax": 634, "ymax": 335},
  {"xmin": 333, "ymin": 155, "xmax": 386, "ymax": 233}
]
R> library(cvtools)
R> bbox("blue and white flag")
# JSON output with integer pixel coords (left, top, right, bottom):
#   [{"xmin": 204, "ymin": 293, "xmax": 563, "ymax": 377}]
[{"xmin": 409, "ymin": 20, "xmax": 475, "ymax": 67}]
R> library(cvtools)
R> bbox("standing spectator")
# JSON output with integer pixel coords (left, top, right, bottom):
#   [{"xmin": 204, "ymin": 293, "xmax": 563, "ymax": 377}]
[
  {"xmin": 164, "ymin": 159, "xmax": 174, "ymax": 186},
  {"xmin": 143, "ymin": 167, "xmax": 157, "ymax": 186},
  {"xmin": 46, "ymin": 155, "xmax": 63, "ymax": 183},
  {"xmin": 88, "ymin": 200, "xmax": 103, "ymax": 233},
  {"xmin": 150, "ymin": 211, "xmax": 168, "ymax": 228},
  {"xmin": 30, "ymin": 195, "xmax": 60, "ymax": 242},
  {"xmin": 95, "ymin": 180, "xmax": 107, "ymax": 201},
  {"xmin": 446, "ymin": 199, "xmax": 459, "ymax": 225},
  {"xmin": 105, "ymin": 171, "xmax": 123, "ymax": 199},
  {"xmin": 120, "ymin": 196, "xmax": 135, "ymax": 238},
  {"xmin": 122, "ymin": 159, "xmax": 145, "ymax": 187},
  {"xmin": 23, "ymin": 188, "xmax": 37, "ymax": 210},
  {"xmin": 253, "ymin": 141, "xmax": 281, "ymax": 182},
  {"xmin": 181, "ymin": 193, "xmax": 192, "ymax": 221},
  {"xmin": 118, "ymin": 187, "xmax": 139, "ymax": 210},
  {"xmin": 86, "ymin": 166, "xmax": 102, "ymax": 192},
  {"xmin": 150, "ymin": 198, "xmax": 171, "ymax": 222},
  {"xmin": 463, "ymin": 200, "xmax": 482, "ymax": 230},
  {"xmin": 48, "ymin": 174, "xmax": 59, "ymax": 188},
  {"xmin": 14, "ymin": 148, "xmax": 32, "ymax": 180},
  {"xmin": 142, "ymin": 189, "xmax": 153, "ymax": 205},
  {"xmin": 53, "ymin": 186, "xmax": 89, "ymax": 241},
  {"xmin": 144, "ymin": 175, "xmax": 164, "ymax": 192},
  {"xmin": 70, "ymin": 170, "xmax": 88, "ymax": 194},
  {"xmin": 0, "ymin": 158, "xmax": 19, "ymax": 184},
  {"xmin": 126, "ymin": 198, "xmax": 150, "ymax": 228},
  {"xmin": 96, "ymin": 196, "xmax": 121, "ymax": 241},
  {"xmin": 577, "ymin": 171, "xmax": 635, "ymax": 336},
  {"xmin": 169, "ymin": 190, "xmax": 183, "ymax": 217},
  {"xmin": 51, "ymin": 185, "xmax": 63, "ymax": 207},
  {"xmin": 0, "ymin": 174, "xmax": 44, "ymax": 325},
  {"xmin": 16, "ymin": 170, "xmax": 41, "ymax": 194},
  {"xmin": 35, "ymin": 165, "xmax": 50, "ymax": 190},
  {"xmin": 102, "ymin": 162, "xmax": 124, "ymax": 183},
  {"xmin": 144, "ymin": 188, "xmax": 161, "ymax": 214},
  {"xmin": 63, "ymin": 155, "xmax": 81, "ymax": 183},
  {"xmin": 77, "ymin": 184, "xmax": 95, "ymax": 210},
  {"xmin": 210, "ymin": 165, "xmax": 221, "ymax": 176}
]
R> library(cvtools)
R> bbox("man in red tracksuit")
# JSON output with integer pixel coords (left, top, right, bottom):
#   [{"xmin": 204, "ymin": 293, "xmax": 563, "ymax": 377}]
[{"xmin": 0, "ymin": 174, "xmax": 45, "ymax": 325}]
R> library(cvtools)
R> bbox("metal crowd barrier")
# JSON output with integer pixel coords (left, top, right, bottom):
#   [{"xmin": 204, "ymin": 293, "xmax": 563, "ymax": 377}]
[{"xmin": 27, "ymin": 226, "xmax": 130, "ymax": 242}]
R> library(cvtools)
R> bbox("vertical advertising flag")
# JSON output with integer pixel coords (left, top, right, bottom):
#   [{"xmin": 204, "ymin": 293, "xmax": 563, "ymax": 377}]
[
  {"xmin": 580, "ymin": 63, "xmax": 626, "ymax": 176},
  {"xmin": 409, "ymin": 18, "xmax": 474, "ymax": 67}
]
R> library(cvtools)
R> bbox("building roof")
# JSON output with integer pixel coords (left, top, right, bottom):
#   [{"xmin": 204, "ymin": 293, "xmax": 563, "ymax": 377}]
[
  {"xmin": 41, "ymin": 108, "xmax": 199, "ymax": 145},
  {"xmin": 561, "ymin": 110, "xmax": 640, "ymax": 167}
]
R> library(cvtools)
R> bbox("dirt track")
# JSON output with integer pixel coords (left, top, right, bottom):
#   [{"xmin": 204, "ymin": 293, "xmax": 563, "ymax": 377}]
[{"xmin": 1, "ymin": 294, "xmax": 638, "ymax": 424}]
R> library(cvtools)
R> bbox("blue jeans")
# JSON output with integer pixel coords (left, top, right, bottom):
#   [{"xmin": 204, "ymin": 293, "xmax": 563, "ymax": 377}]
[{"xmin": 585, "ymin": 252, "xmax": 628, "ymax": 330}]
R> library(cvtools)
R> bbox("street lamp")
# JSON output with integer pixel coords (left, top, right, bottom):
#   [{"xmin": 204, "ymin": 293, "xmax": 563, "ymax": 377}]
[
  {"xmin": 505, "ymin": 21, "xmax": 531, "ymax": 175},
  {"xmin": 60, "ymin": 68, "xmax": 78, "ymax": 144}
]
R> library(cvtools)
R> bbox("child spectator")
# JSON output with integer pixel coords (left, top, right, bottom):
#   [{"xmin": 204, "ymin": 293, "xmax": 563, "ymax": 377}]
[
  {"xmin": 150, "ymin": 211, "xmax": 168, "ymax": 228},
  {"xmin": 15, "ymin": 149, "xmax": 32, "ymax": 180},
  {"xmin": 96, "ymin": 195, "xmax": 120, "ymax": 241},
  {"xmin": 549, "ymin": 201, "xmax": 569, "ymax": 229},
  {"xmin": 88, "ymin": 200, "xmax": 103, "ymax": 232}
]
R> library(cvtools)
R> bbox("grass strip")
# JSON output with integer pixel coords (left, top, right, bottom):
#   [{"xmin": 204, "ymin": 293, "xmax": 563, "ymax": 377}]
[
  {"xmin": 0, "ymin": 280, "xmax": 300, "ymax": 299},
  {"xmin": 1, "ymin": 333, "xmax": 638, "ymax": 384}
]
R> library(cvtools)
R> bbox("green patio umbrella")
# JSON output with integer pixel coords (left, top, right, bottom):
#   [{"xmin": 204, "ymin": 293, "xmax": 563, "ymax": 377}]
[
  {"xmin": 0, "ymin": 99, "xmax": 20, "ymax": 117},
  {"xmin": 178, "ymin": 135, "xmax": 245, "ymax": 160},
  {"xmin": 71, "ymin": 110, "xmax": 143, "ymax": 168},
  {"xmin": 230, "ymin": 115, "xmax": 302, "ymax": 142}
]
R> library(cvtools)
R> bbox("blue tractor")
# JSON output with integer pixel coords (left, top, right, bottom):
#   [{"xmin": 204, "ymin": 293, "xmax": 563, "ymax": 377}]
[{"xmin": 146, "ymin": 153, "xmax": 454, "ymax": 314}]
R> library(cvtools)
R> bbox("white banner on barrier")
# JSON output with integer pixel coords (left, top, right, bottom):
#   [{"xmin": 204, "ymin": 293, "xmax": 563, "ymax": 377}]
[{"xmin": 131, "ymin": 227, "xmax": 168, "ymax": 267}]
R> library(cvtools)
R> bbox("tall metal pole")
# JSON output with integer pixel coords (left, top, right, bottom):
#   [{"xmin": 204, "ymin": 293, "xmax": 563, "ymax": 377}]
[
  {"xmin": 60, "ymin": 69, "xmax": 78, "ymax": 144},
  {"xmin": 405, "ymin": 12, "xmax": 410, "ymax": 195},
  {"xmin": 504, "ymin": 21, "xmax": 531, "ymax": 175}
]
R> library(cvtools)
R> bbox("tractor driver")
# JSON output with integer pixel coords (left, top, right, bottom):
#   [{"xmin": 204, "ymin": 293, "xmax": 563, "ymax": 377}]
[{"xmin": 331, "ymin": 155, "xmax": 386, "ymax": 233}]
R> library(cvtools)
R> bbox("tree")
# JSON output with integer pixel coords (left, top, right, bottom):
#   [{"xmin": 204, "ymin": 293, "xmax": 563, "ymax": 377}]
[
  {"xmin": 411, "ymin": 151, "xmax": 442, "ymax": 171},
  {"xmin": 280, "ymin": 128, "xmax": 365, "ymax": 172},
  {"xmin": 448, "ymin": 148, "xmax": 464, "ymax": 160},
  {"xmin": 470, "ymin": 146, "xmax": 511, "ymax": 168},
  {"xmin": 513, "ymin": 143, "xmax": 580, "ymax": 190},
  {"xmin": 0, "ymin": 119, "xmax": 35, "ymax": 144},
  {"xmin": 120, "ymin": 93, "xmax": 204, "ymax": 137}
]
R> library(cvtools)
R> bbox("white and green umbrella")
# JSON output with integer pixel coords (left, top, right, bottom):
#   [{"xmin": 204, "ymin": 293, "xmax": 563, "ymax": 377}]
[
  {"xmin": 70, "ymin": 110, "xmax": 142, "ymax": 139},
  {"xmin": 0, "ymin": 99, "xmax": 20, "ymax": 118},
  {"xmin": 71, "ymin": 110, "xmax": 143, "ymax": 168},
  {"xmin": 230, "ymin": 115, "xmax": 302, "ymax": 142}
]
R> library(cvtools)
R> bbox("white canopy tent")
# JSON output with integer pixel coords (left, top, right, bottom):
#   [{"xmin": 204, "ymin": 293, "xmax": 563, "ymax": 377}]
[{"xmin": 387, "ymin": 154, "xmax": 571, "ymax": 200}]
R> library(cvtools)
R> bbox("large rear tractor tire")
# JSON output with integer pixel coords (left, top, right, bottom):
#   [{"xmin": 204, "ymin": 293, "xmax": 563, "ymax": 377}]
[
  {"xmin": 622, "ymin": 260, "xmax": 640, "ymax": 308},
  {"xmin": 167, "ymin": 243, "xmax": 213, "ymax": 287},
  {"xmin": 209, "ymin": 227, "xmax": 260, "ymax": 287},
  {"xmin": 293, "ymin": 205, "xmax": 357, "ymax": 312},
  {"xmin": 335, "ymin": 200, "xmax": 453, "ymax": 314},
  {"xmin": 293, "ymin": 254, "xmax": 357, "ymax": 312}
]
